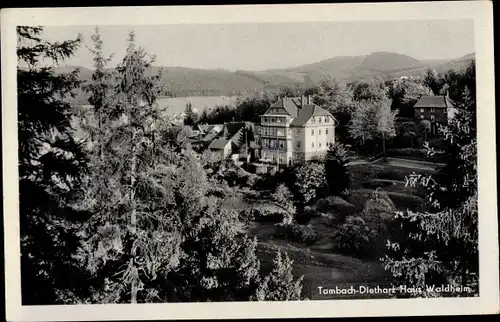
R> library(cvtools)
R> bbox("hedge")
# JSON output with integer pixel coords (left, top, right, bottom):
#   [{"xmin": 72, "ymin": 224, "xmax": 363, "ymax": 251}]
[
  {"xmin": 386, "ymin": 148, "xmax": 445, "ymax": 163},
  {"xmin": 274, "ymin": 223, "xmax": 320, "ymax": 246}
]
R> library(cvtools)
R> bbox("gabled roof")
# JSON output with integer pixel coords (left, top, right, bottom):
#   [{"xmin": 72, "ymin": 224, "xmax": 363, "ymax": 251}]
[
  {"xmin": 414, "ymin": 95, "xmax": 455, "ymax": 109},
  {"xmin": 208, "ymin": 138, "xmax": 230, "ymax": 150},
  {"xmin": 290, "ymin": 105, "xmax": 333, "ymax": 126},
  {"xmin": 265, "ymin": 97, "xmax": 304, "ymax": 117},
  {"xmin": 224, "ymin": 122, "xmax": 246, "ymax": 138}
]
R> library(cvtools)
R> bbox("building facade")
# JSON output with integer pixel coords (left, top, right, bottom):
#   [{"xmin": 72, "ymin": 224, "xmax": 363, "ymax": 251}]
[
  {"xmin": 259, "ymin": 96, "xmax": 336, "ymax": 166},
  {"xmin": 413, "ymin": 94, "xmax": 457, "ymax": 136}
]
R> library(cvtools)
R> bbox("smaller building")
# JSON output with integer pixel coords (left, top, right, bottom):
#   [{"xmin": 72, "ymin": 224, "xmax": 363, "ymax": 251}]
[
  {"xmin": 208, "ymin": 138, "xmax": 237, "ymax": 160},
  {"xmin": 413, "ymin": 94, "xmax": 457, "ymax": 136}
]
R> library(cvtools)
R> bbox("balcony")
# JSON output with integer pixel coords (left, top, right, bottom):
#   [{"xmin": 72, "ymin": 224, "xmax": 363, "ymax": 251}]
[{"xmin": 260, "ymin": 132, "xmax": 287, "ymax": 138}]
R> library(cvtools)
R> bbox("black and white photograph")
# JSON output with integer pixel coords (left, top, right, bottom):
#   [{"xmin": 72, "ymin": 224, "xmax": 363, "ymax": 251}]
[{"xmin": 2, "ymin": 2, "xmax": 498, "ymax": 320}]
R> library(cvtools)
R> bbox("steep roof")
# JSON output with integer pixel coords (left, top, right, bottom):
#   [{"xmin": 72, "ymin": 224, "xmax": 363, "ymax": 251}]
[
  {"xmin": 266, "ymin": 97, "xmax": 304, "ymax": 117},
  {"xmin": 414, "ymin": 95, "xmax": 455, "ymax": 109},
  {"xmin": 224, "ymin": 122, "xmax": 245, "ymax": 138},
  {"xmin": 208, "ymin": 138, "xmax": 230, "ymax": 150},
  {"xmin": 290, "ymin": 105, "xmax": 333, "ymax": 126}
]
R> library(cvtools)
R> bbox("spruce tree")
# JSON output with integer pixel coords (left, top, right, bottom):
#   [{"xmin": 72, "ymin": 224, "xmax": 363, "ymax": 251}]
[
  {"xmin": 324, "ymin": 142, "xmax": 350, "ymax": 196},
  {"xmin": 255, "ymin": 250, "xmax": 303, "ymax": 301},
  {"xmin": 78, "ymin": 31, "xmax": 182, "ymax": 304},
  {"xmin": 17, "ymin": 26, "xmax": 89, "ymax": 304}
]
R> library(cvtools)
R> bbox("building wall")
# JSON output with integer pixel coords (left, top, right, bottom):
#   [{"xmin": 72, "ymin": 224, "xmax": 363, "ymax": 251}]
[
  {"xmin": 300, "ymin": 117, "xmax": 335, "ymax": 161},
  {"xmin": 259, "ymin": 112, "xmax": 335, "ymax": 165},
  {"xmin": 414, "ymin": 107, "xmax": 448, "ymax": 124},
  {"xmin": 223, "ymin": 144, "xmax": 232, "ymax": 157},
  {"xmin": 414, "ymin": 106, "xmax": 448, "ymax": 136}
]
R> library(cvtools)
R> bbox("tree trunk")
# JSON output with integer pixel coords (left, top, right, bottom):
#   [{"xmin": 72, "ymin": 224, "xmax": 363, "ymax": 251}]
[
  {"xmin": 98, "ymin": 109, "xmax": 103, "ymax": 162},
  {"xmin": 382, "ymin": 132, "xmax": 386, "ymax": 157},
  {"xmin": 131, "ymin": 280, "xmax": 138, "ymax": 304},
  {"xmin": 130, "ymin": 129, "xmax": 137, "ymax": 304}
]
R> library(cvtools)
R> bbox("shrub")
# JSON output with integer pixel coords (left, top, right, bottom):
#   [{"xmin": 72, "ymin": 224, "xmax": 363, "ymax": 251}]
[
  {"xmin": 386, "ymin": 191, "xmax": 427, "ymax": 212},
  {"xmin": 332, "ymin": 216, "xmax": 378, "ymax": 257},
  {"xmin": 250, "ymin": 203, "xmax": 289, "ymax": 224},
  {"xmin": 310, "ymin": 196, "xmax": 360, "ymax": 222},
  {"xmin": 274, "ymin": 224, "xmax": 320, "ymax": 246},
  {"xmin": 346, "ymin": 189, "xmax": 395, "ymax": 209}
]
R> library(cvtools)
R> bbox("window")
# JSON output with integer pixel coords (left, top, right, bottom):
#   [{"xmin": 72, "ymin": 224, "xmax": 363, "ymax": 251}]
[
  {"xmin": 420, "ymin": 115, "xmax": 424, "ymax": 119},
  {"xmin": 431, "ymin": 115, "xmax": 435, "ymax": 121},
  {"xmin": 312, "ymin": 142, "xmax": 315, "ymax": 148},
  {"xmin": 271, "ymin": 118, "xmax": 275, "ymax": 123},
  {"xmin": 431, "ymin": 108, "xmax": 435, "ymax": 113},
  {"xmin": 295, "ymin": 129, "xmax": 300, "ymax": 136},
  {"xmin": 326, "ymin": 129, "xmax": 329, "ymax": 135},
  {"xmin": 319, "ymin": 129, "xmax": 322, "ymax": 135},
  {"xmin": 319, "ymin": 142, "xmax": 322, "ymax": 148},
  {"xmin": 420, "ymin": 108, "xmax": 424, "ymax": 113},
  {"xmin": 279, "ymin": 141, "xmax": 284, "ymax": 149},
  {"xmin": 319, "ymin": 117, "xmax": 322, "ymax": 123},
  {"xmin": 296, "ymin": 141, "xmax": 301, "ymax": 148},
  {"xmin": 311, "ymin": 129, "xmax": 314, "ymax": 135}
]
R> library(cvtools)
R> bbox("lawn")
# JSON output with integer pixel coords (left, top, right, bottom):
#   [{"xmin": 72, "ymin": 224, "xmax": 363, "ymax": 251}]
[
  {"xmin": 256, "ymin": 239, "xmax": 393, "ymax": 300},
  {"xmin": 372, "ymin": 157, "xmax": 444, "ymax": 172},
  {"xmin": 247, "ymin": 221, "xmax": 394, "ymax": 300}
]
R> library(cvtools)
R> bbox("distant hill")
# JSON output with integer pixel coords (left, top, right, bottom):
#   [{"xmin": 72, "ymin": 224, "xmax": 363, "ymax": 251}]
[
  {"xmin": 358, "ymin": 51, "xmax": 423, "ymax": 72},
  {"xmin": 56, "ymin": 51, "xmax": 475, "ymax": 104}
]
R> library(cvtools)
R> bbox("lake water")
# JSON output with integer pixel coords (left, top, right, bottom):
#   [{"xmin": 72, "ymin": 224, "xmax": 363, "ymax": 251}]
[{"xmin": 157, "ymin": 96, "xmax": 238, "ymax": 116}]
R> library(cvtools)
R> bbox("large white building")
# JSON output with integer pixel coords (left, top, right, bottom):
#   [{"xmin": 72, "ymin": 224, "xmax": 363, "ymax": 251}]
[{"xmin": 257, "ymin": 95, "xmax": 336, "ymax": 166}]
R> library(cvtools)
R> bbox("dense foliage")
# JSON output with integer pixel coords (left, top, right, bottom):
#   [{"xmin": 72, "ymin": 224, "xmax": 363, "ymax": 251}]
[
  {"xmin": 19, "ymin": 27, "xmax": 306, "ymax": 305},
  {"xmin": 17, "ymin": 26, "xmax": 90, "ymax": 304},
  {"xmin": 382, "ymin": 61, "xmax": 478, "ymax": 297}
]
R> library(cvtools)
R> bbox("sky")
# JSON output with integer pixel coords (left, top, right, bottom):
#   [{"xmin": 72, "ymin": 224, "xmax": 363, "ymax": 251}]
[{"xmin": 40, "ymin": 20, "xmax": 474, "ymax": 71}]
